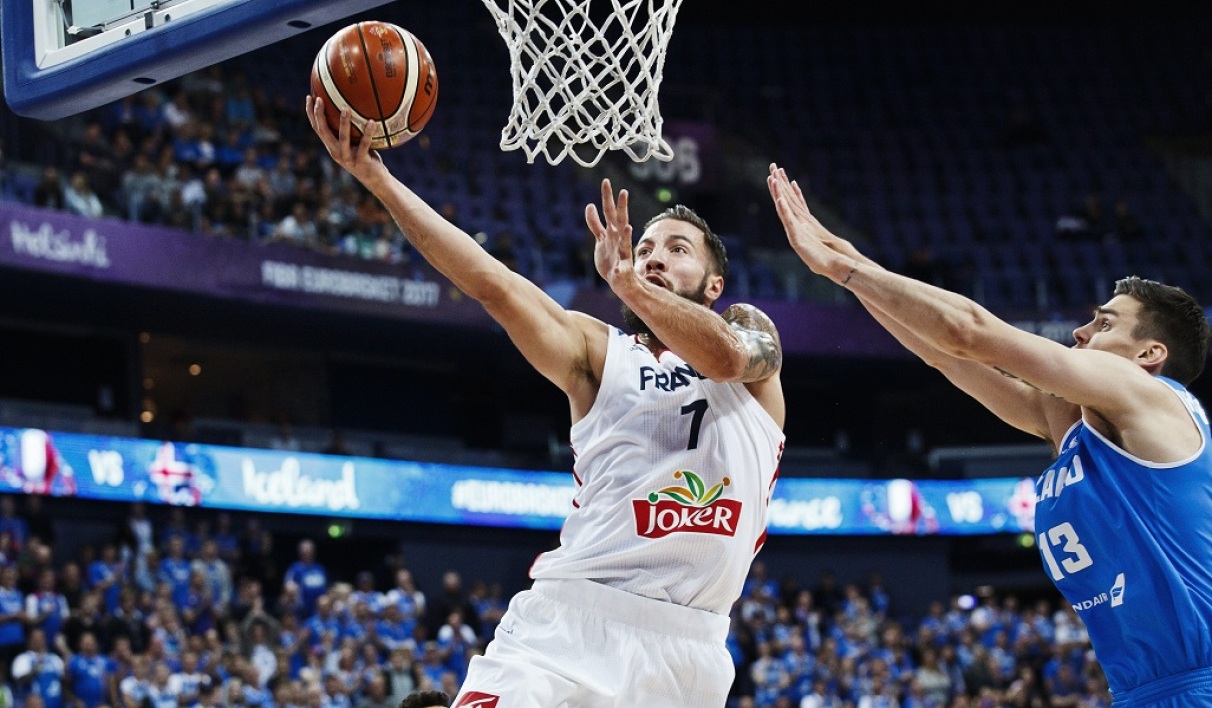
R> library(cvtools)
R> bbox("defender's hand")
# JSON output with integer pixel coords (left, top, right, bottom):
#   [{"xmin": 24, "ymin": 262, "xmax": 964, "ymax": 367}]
[{"xmin": 767, "ymin": 163, "xmax": 858, "ymax": 282}]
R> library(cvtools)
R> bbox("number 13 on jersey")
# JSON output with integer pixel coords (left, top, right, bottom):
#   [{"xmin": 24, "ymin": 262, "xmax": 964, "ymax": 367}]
[{"xmin": 1039, "ymin": 521, "xmax": 1094, "ymax": 581}]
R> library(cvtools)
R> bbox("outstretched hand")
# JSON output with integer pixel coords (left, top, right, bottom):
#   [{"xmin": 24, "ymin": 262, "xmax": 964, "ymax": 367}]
[
  {"xmin": 767, "ymin": 163, "xmax": 873, "ymax": 281},
  {"xmin": 305, "ymin": 96, "xmax": 388, "ymax": 185},
  {"xmin": 585, "ymin": 179, "xmax": 635, "ymax": 290}
]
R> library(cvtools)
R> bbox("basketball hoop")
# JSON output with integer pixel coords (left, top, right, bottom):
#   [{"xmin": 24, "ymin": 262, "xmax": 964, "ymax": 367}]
[{"xmin": 480, "ymin": 0, "xmax": 684, "ymax": 168}]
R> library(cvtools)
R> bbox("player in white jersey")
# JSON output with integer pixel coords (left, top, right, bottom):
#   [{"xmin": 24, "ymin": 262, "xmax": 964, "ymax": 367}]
[{"xmin": 308, "ymin": 100, "xmax": 785, "ymax": 707}]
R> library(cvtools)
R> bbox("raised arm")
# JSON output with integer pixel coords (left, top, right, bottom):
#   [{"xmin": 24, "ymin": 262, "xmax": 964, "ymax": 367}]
[
  {"xmin": 586, "ymin": 181, "xmax": 782, "ymax": 384},
  {"xmin": 587, "ymin": 181, "xmax": 784, "ymax": 424},
  {"xmin": 862, "ymin": 295, "xmax": 1078, "ymax": 443},
  {"xmin": 767, "ymin": 164, "xmax": 1169, "ymax": 441},
  {"xmin": 766, "ymin": 171, "xmax": 1075, "ymax": 442},
  {"xmin": 307, "ymin": 98, "xmax": 605, "ymax": 414}
]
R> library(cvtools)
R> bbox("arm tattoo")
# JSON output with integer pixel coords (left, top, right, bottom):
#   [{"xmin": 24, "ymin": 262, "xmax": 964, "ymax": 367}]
[
  {"xmin": 994, "ymin": 366, "xmax": 1060, "ymax": 398},
  {"xmin": 724, "ymin": 304, "xmax": 783, "ymax": 381}
]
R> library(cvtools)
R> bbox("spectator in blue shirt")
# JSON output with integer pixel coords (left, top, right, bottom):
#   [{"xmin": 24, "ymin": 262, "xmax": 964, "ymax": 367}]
[
  {"xmin": 743, "ymin": 561, "xmax": 779, "ymax": 600},
  {"xmin": 750, "ymin": 641, "xmax": 789, "ymax": 707},
  {"xmin": 435, "ymin": 609, "xmax": 477, "ymax": 683},
  {"xmin": 25, "ymin": 568, "xmax": 69, "ymax": 651},
  {"xmin": 65, "ymin": 631, "xmax": 115, "ymax": 708},
  {"xmin": 303, "ymin": 594, "xmax": 342, "ymax": 650},
  {"xmin": 158, "ymin": 537, "xmax": 193, "ymax": 608},
  {"xmin": 85, "ymin": 543, "xmax": 124, "ymax": 614},
  {"xmin": 372, "ymin": 603, "xmax": 412, "ymax": 655},
  {"xmin": 191, "ymin": 539, "xmax": 233, "ymax": 616},
  {"xmin": 0, "ymin": 565, "xmax": 26, "ymax": 678},
  {"xmin": 416, "ymin": 642, "xmax": 446, "ymax": 693},
  {"xmin": 866, "ymin": 572, "xmax": 891, "ymax": 617},
  {"xmin": 342, "ymin": 602, "xmax": 371, "ymax": 646},
  {"xmin": 12, "ymin": 628, "xmax": 65, "ymax": 708},
  {"xmin": 149, "ymin": 610, "xmax": 186, "ymax": 663},
  {"xmin": 180, "ymin": 568, "xmax": 216, "ymax": 635},
  {"xmin": 381, "ymin": 569, "xmax": 424, "ymax": 634},
  {"xmin": 284, "ymin": 540, "xmax": 327, "ymax": 616},
  {"xmin": 349, "ymin": 572, "xmax": 380, "ymax": 616},
  {"xmin": 782, "ymin": 633, "xmax": 817, "ymax": 699},
  {"xmin": 466, "ymin": 581, "xmax": 505, "ymax": 640}
]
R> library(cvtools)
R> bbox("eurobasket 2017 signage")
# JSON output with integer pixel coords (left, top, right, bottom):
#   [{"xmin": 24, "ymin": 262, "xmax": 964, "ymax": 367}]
[{"xmin": 0, "ymin": 426, "xmax": 1038, "ymax": 536}]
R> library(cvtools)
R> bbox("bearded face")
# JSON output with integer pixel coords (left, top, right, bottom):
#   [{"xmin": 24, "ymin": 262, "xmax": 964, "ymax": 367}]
[{"xmin": 621, "ymin": 275, "xmax": 711, "ymax": 337}]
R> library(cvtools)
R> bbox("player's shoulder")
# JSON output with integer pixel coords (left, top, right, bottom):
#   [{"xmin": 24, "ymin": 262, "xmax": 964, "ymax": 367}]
[
  {"xmin": 567, "ymin": 310, "xmax": 608, "ymax": 327},
  {"xmin": 567, "ymin": 311, "xmax": 612, "ymax": 338}
]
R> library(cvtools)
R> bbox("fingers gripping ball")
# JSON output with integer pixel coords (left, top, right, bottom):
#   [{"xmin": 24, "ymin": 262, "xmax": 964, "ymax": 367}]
[{"xmin": 310, "ymin": 21, "xmax": 438, "ymax": 150}]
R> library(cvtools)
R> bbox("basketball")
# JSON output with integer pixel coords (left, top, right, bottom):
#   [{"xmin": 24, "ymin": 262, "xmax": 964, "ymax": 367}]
[{"xmin": 309, "ymin": 21, "xmax": 438, "ymax": 150}]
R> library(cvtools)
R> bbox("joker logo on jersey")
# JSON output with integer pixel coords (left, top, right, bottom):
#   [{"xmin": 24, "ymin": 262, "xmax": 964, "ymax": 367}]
[{"xmin": 634, "ymin": 470, "xmax": 741, "ymax": 539}]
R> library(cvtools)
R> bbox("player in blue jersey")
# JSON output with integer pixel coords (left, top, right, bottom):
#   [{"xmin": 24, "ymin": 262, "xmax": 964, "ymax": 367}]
[{"xmin": 767, "ymin": 164, "xmax": 1212, "ymax": 706}]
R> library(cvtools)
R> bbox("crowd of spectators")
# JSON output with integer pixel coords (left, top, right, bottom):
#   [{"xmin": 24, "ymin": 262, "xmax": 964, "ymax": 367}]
[
  {"xmin": 0, "ymin": 491, "xmax": 1116, "ymax": 708},
  {"xmin": 0, "ymin": 494, "xmax": 503, "ymax": 708},
  {"xmin": 729, "ymin": 562, "xmax": 1111, "ymax": 707},
  {"xmin": 11, "ymin": 65, "xmax": 422, "ymax": 266},
  {"xmin": 0, "ymin": 55, "xmax": 1171, "ymax": 311}
]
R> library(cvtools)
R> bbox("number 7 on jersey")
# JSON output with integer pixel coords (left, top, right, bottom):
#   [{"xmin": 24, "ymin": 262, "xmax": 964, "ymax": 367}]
[{"xmin": 681, "ymin": 399, "xmax": 708, "ymax": 450}]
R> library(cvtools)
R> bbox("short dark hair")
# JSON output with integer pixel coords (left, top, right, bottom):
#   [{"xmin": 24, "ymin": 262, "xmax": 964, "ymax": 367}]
[
  {"xmin": 399, "ymin": 691, "xmax": 451, "ymax": 708},
  {"xmin": 643, "ymin": 205, "xmax": 729, "ymax": 279},
  {"xmin": 1114, "ymin": 276, "xmax": 1210, "ymax": 385}
]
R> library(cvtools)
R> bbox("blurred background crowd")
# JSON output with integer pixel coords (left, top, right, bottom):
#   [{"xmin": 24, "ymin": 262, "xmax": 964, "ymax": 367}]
[{"xmin": 0, "ymin": 494, "xmax": 1111, "ymax": 708}]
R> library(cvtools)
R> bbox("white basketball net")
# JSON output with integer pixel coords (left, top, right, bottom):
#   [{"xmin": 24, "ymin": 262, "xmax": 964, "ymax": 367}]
[{"xmin": 480, "ymin": 0, "xmax": 684, "ymax": 167}]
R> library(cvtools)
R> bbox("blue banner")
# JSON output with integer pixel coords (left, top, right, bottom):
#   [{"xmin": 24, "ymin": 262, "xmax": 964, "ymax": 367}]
[{"xmin": 0, "ymin": 427, "xmax": 1039, "ymax": 535}]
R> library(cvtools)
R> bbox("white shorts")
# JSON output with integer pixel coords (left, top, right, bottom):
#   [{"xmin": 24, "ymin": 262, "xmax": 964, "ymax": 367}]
[{"xmin": 452, "ymin": 578, "xmax": 734, "ymax": 708}]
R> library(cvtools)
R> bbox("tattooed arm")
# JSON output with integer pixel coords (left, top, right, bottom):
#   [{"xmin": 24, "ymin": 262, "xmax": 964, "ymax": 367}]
[
  {"xmin": 723, "ymin": 304, "xmax": 783, "ymax": 383},
  {"xmin": 724, "ymin": 303, "xmax": 786, "ymax": 427}
]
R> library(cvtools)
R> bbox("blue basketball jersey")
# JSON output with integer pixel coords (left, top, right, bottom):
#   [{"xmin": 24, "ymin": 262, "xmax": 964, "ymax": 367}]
[{"xmin": 1033, "ymin": 377, "xmax": 1212, "ymax": 702}]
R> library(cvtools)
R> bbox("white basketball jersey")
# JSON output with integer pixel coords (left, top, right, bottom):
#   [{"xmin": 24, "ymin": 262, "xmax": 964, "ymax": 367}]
[{"xmin": 530, "ymin": 327, "xmax": 785, "ymax": 615}]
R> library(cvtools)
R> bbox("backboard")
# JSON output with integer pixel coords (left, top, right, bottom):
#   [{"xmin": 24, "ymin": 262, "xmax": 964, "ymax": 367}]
[{"xmin": 2, "ymin": 0, "xmax": 396, "ymax": 120}]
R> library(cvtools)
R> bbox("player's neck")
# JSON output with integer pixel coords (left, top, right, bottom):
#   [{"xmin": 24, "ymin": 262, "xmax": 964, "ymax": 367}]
[{"xmin": 638, "ymin": 333, "xmax": 668, "ymax": 356}]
